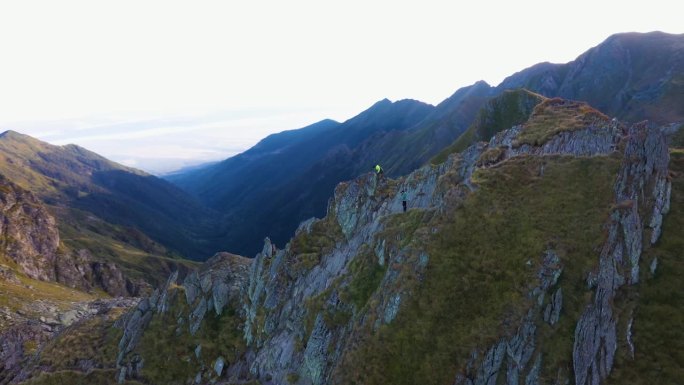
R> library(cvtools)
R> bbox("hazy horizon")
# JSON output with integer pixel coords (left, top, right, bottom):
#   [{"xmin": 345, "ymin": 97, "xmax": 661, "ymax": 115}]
[{"xmin": 1, "ymin": 0, "xmax": 681, "ymax": 174}]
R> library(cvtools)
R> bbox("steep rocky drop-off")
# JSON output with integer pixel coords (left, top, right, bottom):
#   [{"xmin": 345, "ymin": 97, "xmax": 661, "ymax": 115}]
[{"xmin": 15, "ymin": 101, "xmax": 682, "ymax": 385}]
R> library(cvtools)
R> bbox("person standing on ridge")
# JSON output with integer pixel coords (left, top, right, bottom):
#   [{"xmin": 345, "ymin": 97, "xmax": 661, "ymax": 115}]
[
  {"xmin": 401, "ymin": 189, "xmax": 408, "ymax": 212},
  {"xmin": 375, "ymin": 164, "xmax": 384, "ymax": 181}
]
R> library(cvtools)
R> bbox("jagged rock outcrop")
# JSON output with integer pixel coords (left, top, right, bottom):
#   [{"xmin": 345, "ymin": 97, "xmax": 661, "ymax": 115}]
[
  {"xmin": 572, "ymin": 122, "xmax": 670, "ymax": 385},
  {"xmin": 237, "ymin": 120, "xmax": 665, "ymax": 385},
  {"xmin": 115, "ymin": 253, "xmax": 251, "ymax": 384},
  {"xmin": 116, "ymin": 270, "xmax": 178, "ymax": 381},
  {"xmin": 104, "ymin": 104, "xmax": 673, "ymax": 385},
  {"xmin": 235, "ymin": 154, "xmax": 465, "ymax": 384},
  {"xmin": 0, "ymin": 175, "xmax": 60, "ymax": 281}
]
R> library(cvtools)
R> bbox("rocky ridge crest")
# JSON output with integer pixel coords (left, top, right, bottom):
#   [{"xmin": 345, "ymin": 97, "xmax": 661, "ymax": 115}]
[{"xmin": 111, "ymin": 101, "xmax": 676, "ymax": 385}]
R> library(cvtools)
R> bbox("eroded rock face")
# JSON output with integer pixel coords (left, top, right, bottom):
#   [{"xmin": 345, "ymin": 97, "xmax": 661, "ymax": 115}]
[
  {"xmin": 105, "ymin": 115, "xmax": 673, "ymax": 385},
  {"xmin": 0, "ymin": 175, "xmax": 60, "ymax": 282},
  {"xmin": 116, "ymin": 271, "xmax": 178, "ymax": 381},
  {"xmin": 115, "ymin": 253, "xmax": 252, "ymax": 384},
  {"xmin": 0, "ymin": 177, "xmax": 139, "ymax": 297},
  {"xmin": 0, "ymin": 321, "xmax": 49, "ymax": 384},
  {"xmin": 456, "ymin": 250, "xmax": 563, "ymax": 385},
  {"xmin": 482, "ymin": 118, "xmax": 623, "ymax": 168},
  {"xmin": 572, "ymin": 123, "xmax": 670, "ymax": 385}
]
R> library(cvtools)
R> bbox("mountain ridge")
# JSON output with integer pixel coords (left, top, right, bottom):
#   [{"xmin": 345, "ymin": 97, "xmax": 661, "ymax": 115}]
[
  {"xmin": 35, "ymin": 97, "xmax": 678, "ymax": 385},
  {"xmin": 497, "ymin": 31, "xmax": 684, "ymax": 123},
  {"xmin": 168, "ymin": 31, "xmax": 684, "ymax": 257}
]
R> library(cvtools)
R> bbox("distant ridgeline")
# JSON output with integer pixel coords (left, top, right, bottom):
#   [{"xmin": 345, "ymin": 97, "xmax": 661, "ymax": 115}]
[{"xmin": 168, "ymin": 31, "xmax": 684, "ymax": 257}]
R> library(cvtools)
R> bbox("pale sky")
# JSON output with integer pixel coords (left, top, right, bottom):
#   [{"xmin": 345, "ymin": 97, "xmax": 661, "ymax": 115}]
[{"xmin": 0, "ymin": 0, "xmax": 681, "ymax": 174}]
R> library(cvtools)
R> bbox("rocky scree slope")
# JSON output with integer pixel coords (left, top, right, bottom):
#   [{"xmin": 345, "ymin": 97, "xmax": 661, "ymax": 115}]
[
  {"xmin": 0, "ymin": 174, "xmax": 152, "ymax": 384},
  {"xmin": 103, "ymin": 100, "xmax": 682, "ymax": 385}
]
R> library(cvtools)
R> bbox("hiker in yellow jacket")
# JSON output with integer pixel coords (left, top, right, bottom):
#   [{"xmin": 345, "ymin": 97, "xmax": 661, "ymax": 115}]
[{"xmin": 375, "ymin": 164, "xmax": 384, "ymax": 181}]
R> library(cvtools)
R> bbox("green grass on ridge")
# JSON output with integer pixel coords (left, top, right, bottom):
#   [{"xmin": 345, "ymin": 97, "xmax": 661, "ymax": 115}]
[{"xmin": 339, "ymin": 154, "xmax": 620, "ymax": 385}]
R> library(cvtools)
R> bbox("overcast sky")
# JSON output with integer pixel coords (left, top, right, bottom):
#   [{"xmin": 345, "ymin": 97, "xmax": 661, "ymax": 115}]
[{"xmin": 0, "ymin": 0, "xmax": 681, "ymax": 174}]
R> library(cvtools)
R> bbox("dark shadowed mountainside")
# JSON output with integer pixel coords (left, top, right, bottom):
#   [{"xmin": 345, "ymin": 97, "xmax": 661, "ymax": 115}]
[
  {"xmin": 355, "ymin": 80, "xmax": 494, "ymax": 176},
  {"xmin": 168, "ymin": 100, "xmax": 437, "ymax": 255},
  {"xmin": 498, "ymin": 31, "xmax": 684, "ymax": 124}
]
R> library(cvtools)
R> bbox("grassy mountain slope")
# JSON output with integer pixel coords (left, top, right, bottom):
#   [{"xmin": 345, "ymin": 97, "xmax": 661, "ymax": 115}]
[
  {"xmin": 431, "ymin": 89, "xmax": 546, "ymax": 164},
  {"xmin": 340, "ymin": 154, "xmax": 620, "ymax": 384},
  {"xmin": 166, "ymin": 119, "xmax": 341, "ymax": 197},
  {"xmin": 0, "ymin": 131, "xmax": 224, "ymax": 261}
]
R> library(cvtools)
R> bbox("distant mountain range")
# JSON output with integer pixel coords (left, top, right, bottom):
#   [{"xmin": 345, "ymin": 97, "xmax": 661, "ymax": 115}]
[
  {"xmin": 497, "ymin": 31, "xmax": 684, "ymax": 123},
  {"xmin": 168, "ymin": 31, "xmax": 684, "ymax": 256}
]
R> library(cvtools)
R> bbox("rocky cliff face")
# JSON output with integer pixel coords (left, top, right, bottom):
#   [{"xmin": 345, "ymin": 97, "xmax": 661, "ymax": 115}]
[
  {"xmin": 102, "ymin": 97, "xmax": 680, "ymax": 385},
  {"xmin": 0, "ymin": 175, "xmax": 140, "ymax": 297},
  {"xmin": 0, "ymin": 297, "xmax": 138, "ymax": 385},
  {"xmin": 0, "ymin": 175, "xmax": 60, "ymax": 282},
  {"xmin": 232, "ymin": 108, "xmax": 664, "ymax": 385}
]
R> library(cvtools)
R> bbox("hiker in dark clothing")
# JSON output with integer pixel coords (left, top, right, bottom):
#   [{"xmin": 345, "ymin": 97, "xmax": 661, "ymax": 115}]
[{"xmin": 401, "ymin": 190, "xmax": 408, "ymax": 212}]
